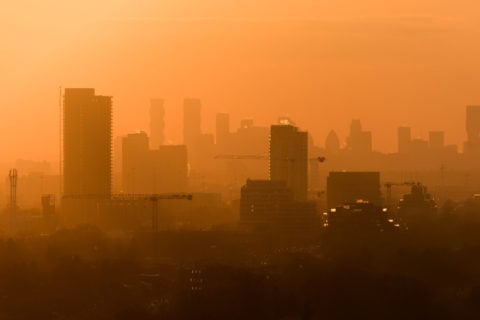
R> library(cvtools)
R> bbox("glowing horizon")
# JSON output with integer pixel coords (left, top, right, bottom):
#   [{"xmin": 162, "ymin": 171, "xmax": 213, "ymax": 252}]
[{"xmin": 1, "ymin": 0, "xmax": 480, "ymax": 162}]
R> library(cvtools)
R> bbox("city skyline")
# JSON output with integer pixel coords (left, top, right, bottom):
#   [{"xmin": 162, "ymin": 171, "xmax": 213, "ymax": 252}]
[
  {"xmin": 2, "ymin": 0, "xmax": 480, "ymax": 161},
  {"xmin": 0, "ymin": 93, "xmax": 477, "ymax": 164},
  {"xmin": 3, "ymin": 3, "xmax": 480, "ymax": 319}
]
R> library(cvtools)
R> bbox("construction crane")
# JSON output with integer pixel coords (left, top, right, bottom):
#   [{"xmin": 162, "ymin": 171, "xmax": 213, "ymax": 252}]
[
  {"xmin": 62, "ymin": 193, "xmax": 193, "ymax": 232},
  {"xmin": 384, "ymin": 182, "xmax": 416, "ymax": 207},
  {"xmin": 214, "ymin": 154, "xmax": 326, "ymax": 162},
  {"xmin": 144, "ymin": 194, "xmax": 192, "ymax": 233}
]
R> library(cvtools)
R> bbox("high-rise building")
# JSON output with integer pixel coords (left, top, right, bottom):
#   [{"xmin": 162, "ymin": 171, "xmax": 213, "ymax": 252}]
[
  {"xmin": 270, "ymin": 124, "xmax": 308, "ymax": 201},
  {"xmin": 216, "ymin": 113, "xmax": 230, "ymax": 147},
  {"xmin": 466, "ymin": 106, "xmax": 480, "ymax": 143},
  {"xmin": 122, "ymin": 132, "xmax": 188, "ymax": 194},
  {"xmin": 398, "ymin": 127, "xmax": 412, "ymax": 154},
  {"xmin": 63, "ymin": 88, "xmax": 112, "ymax": 197},
  {"xmin": 122, "ymin": 132, "xmax": 150, "ymax": 194},
  {"xmin": 465, "ymin": 106, "xmax": 480, "ymax": 154},
  {"xmin": 429, "ymin": 131, "xmax": 445, "ymax": 151},
  {"xmin": 325, "ymin": 130, "xmax": 340, "ymax": 155},
  {"xmin": 150, "ymin": 99, "xmax": 165, "ymax": 149},
  {"xmin": 183, "ymin": 98, "xmax": 202, "ymax": 146},
  {"xmin": 346, "ymin": 119, "xmax": 372, "ymax": 153},
  {"xmin": 151, "ymin": 145, "xmax": 188, "ymax": 193}
]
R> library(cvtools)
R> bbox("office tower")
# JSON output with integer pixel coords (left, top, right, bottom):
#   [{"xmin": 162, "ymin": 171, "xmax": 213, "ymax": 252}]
[
  {"xmin": 465, "ymin": 106, "xmax": 480, "ymax": 154},
  {"xmin": 112, "ymin": 136, "xmax": 124, "ymax": 194},
  {"xmin": 151, "ymin": 145, "xmax": 188, "ymax": 193},
  {"xmin": 270, "ymin": 124, "xmax": 308, "ymax": 201},
  {"xmin": 325, "ymin": 130, "xmax": 340, "ymax": 155},
  {"xmin": 216, "ymin": 113, "xmax": 230, "ymax": 147},
  {"xmin": 466, "ymin": 106, "xmax": 480, "ymax": 143},
  {"xmin": 327, "ymin": 172, "xmax": 381, "ymax": 208},
  {"xmin": 183, "ymin": 98, "xmax": 202, "ymax": 146},
  {"xmin": 150, "ymin": 99, "xmax": 165, "ymax": 149},
  {"xmin": 122, "ymin": 132, "xmax": 188, "ymax": 194},
  {"xmin": 398, "ymin": 127, "xmax": 412, "ymax": 154},
  {"xmin": 122, "ymin": 132, "xmax": 150, "ymax": 194},
  {"xmin": 346, "ymin": 119, "xmax": 372, "ymax": 153},
  {"xmin": 429, "ymin": 131, "xmax": 445, "ymax": 150},
  {"xmin": 63, "ymin": 88, "xmax": 112, "ymax": 197}
]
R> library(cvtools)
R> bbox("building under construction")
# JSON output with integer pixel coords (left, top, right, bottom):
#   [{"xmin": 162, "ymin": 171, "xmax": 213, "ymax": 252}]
[{"xmin": 63, "ymin": 88, "xmax": 112, "ymax": 197}]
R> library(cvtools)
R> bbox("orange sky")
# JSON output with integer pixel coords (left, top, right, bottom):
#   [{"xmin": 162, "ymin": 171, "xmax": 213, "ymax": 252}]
[{"xmin": 1, "ymin": 0, "xmax": 480, "ymax": 163}]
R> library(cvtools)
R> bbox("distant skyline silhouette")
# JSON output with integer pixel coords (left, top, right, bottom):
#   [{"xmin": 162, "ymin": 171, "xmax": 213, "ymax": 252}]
[{"xmin": 1, "ymin": 0, "xmax": 480, "ymax": 161}]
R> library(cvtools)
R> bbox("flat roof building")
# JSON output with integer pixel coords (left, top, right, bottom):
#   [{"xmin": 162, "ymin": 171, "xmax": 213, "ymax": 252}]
[
  {"xmin": 327, "ymin": 172, "xmax": 382, "ymax": 208},
  {"xmin": 270, "ymin": 124, "xmax": 308, "ymax": 201},
  {"xmin": 63, "ymin": 88, "xmax": 112, "ymax": 197}
]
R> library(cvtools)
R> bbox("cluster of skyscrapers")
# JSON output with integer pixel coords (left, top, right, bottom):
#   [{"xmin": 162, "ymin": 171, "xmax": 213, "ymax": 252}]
[{"xmin": 24, "ymin": 86, "xmax": 476, "ymax": 231}]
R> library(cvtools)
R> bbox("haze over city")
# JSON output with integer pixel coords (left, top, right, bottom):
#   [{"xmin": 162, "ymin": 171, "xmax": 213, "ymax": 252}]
[
  {"xmin": 2, "ymin": 0, "xmax": 480, "ymax": 161},
  {"xmin": 4, "ymin": 1, "xmax": 480, "ymax": 319}
]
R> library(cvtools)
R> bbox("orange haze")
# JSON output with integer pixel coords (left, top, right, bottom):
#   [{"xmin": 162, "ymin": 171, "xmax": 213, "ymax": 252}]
[{"xmin": 1, "ymin": 0, "xmax": 480, "ymax": 163}]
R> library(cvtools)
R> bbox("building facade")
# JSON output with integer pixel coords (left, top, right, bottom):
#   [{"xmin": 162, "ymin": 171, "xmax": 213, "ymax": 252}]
[
  {"xmin": 270, "ymin": 124, "xmax": 308, "ymax": 201},
  {"xmin": 150, "ymin": 99, "xmax": 165, "ymax": 149},
  {"xmin": 63, "ymin": 88, "xmax": 112, "ymax": 197}
]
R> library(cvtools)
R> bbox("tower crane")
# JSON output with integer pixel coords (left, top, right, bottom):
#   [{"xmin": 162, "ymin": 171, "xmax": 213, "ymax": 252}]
[
  {"xmin": 63, "ymin": 193, "xmax": 193, "ymax": 232},
  {"xmin": 214, "ymin": 154, "xmax": 326, "ymax": 162}
]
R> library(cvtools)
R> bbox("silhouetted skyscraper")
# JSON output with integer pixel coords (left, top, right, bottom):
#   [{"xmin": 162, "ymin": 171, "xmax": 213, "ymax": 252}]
[
  {"xmin": 270, "ymin": 124, "xmax": 308, "ymax": 201},
  {"xmin": 465, "ymin": 106, "xmax": 480, "ymax": 154},
  {"xmin": 122, "ymin": 132, "xmax": 150, "ymax": 194},
  {"xmin": 183, "ymin": 98, "xmax": 202, "ymax": 147},
  {"xmin": 325, "ymin": 130, "xmax": 340, "ymax": 155},
  {"xmin": 347, "ymin": 119, "xmax": 372, "ymax": 153},
  {"xmin": 151, "ymin": 145, "xmax": 188, "ymax": 193},
  {"xmin": 398, "ymin": 127, "xmax": 412, "ymax": 154},
  {"xmin": 466, "ymin": 106, "xmax": 480, "ymax": 143},
  {"xmin": 150, "ymin": 99, "xmax": 165, "ymax": 149},
  {"xmin": 216, "ymin": 113, "xmax": 230, "ymax": 147},
  {"xmin": 122, "ymin": 132, "xmax": 188, "ymax": 194},
  {"xmin": 63, "ymin": 88, "xmax": 112, "ymax": 197}
]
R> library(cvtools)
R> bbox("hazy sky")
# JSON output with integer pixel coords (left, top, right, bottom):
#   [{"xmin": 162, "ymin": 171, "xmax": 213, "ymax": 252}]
[{"xmin": 1, "ymin": 0, "xmax": 480, "ymax": 162}]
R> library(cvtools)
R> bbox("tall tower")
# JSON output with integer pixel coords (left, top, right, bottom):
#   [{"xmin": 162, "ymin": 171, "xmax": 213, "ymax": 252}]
[
  {"xmin": 63, "ymin": 88, "xmax": 112, "ymax": 197},
  {"xmin": 325, "ymin": 130, "xmax": 340, "ymax": 155},
  {"xmin": 150, "ymin": 99, "xmax": 165, "ymax": 149},
  {"xmin": 466, "ymin": 106, "xmax": 480, "ymax": 143},
  {"xmin": 347, "ymin": 119, "xmax": 372, "ymax": 153},
  {"xmin": 466, "ymin": 106, "xmax": 480, "ymax": 152},
  {"xmin": 398, "ymin": 127, "xmax": 412, "ymax": 154},
  {"xmin": 216, "ymin": 113, "xmax": 230, "ymax": 147},
  {"xmin": 270, "ymin": 124, "xmax": 308, "ymax": 201},
  {"xmin": 122, "ymin": 132, "xmax": 150, "ymax": 194},
  {"xmin": 183, "ymin": 98, "xmax": 202, "ymax": 146}
]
